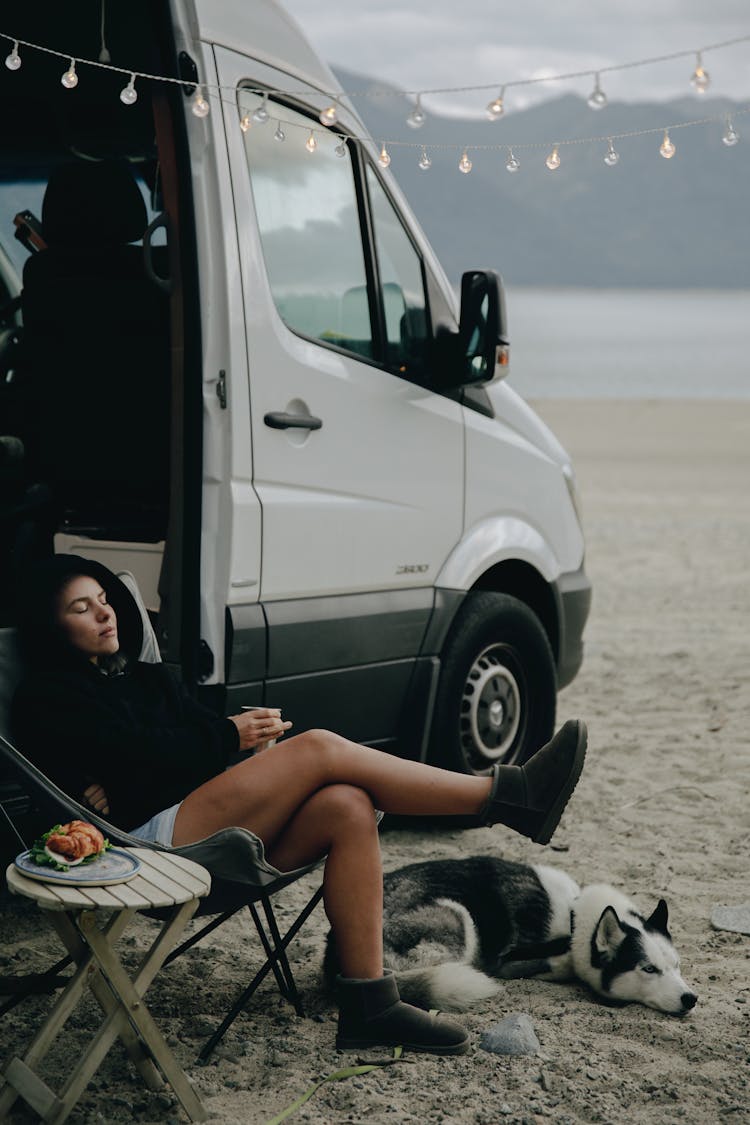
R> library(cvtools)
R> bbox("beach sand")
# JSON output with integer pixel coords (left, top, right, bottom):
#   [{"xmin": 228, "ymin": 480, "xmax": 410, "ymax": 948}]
[{"xmin": 1, "ymin": 398, "xmax": 749, "ymax": 1124}]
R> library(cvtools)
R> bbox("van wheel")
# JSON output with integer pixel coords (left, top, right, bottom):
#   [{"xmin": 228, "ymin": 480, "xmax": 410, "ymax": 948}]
[{"xmin": 431, "ymin": 592, "xmax": 556, "ymax": 774}]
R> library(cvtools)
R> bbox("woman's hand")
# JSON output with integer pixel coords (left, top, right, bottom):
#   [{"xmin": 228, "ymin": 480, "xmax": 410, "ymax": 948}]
[
  {"xmin": 82, "ymin": 782, "xmax": 110, "ymax": 816},
  {"xmin": 228, "ymin": 707, "xmax": 293, "ymax": 752}
]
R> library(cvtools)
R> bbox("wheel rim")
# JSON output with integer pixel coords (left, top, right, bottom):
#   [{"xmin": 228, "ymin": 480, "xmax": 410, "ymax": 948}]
[{"xmin": 459, "ymin": 643, "xmax": 523, "ymax": 769}]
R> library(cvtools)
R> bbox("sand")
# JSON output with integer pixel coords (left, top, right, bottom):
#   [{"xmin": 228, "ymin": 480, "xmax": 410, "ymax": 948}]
[{"xmin": 1, "ymin": 398, "xmax": 749, "ymax": 1124}]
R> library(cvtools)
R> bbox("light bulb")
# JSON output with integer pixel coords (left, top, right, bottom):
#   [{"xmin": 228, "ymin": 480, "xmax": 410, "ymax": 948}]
[
  {"xmin": 545, "ymin": 145, "xmax": 561, "ymax": 171},
  {"xmin": 604, "ymin": 139, "xmax": 619, "ymax": 166},
  {"xmin": 659, "ymin": 130, "xmax": 675, "ymax": 159},
  {"xmin": 587, "ymin": 74, "xmax": 607, "ymax": 110},
  {"xmin": 486, "ymin": 87, "xmax": 505, "ymax": 121},
  {"xmin": 459, "ymin": 150, "xmax": 472, "ymax": 174},
  {"xmin": 690, "ymin": 53, "xmax": 710, "ymax": 94},
  {"xmin": 505, "ymin": 148, "xmax": 520, "ymax": 173},
  {"xmin": 407, "ymin": 96, "xmax": 426, "ymax": 129},
  {"xmin": 305, "ymin": 131, "xmax": 317, "ymax": 153},
  {"xmin": 418, "ymin": 147, "xmax": 432, "ymax": 170},
  {"xmin": 240, "ymin": 114, "xmax": 252, "ymax": 133},
  {"xmin": 319, "ymin": 103, "xmax": 338, "ymax": 126},
  {"xmin": 61, "ymin": 60, "xmax": 78, "ymax": 89},
  {"xmin": 335, "ymin": 137, "xmax": 347, "ymax": 158},
  {"xmin": 378, "ymin": 144, "xmax": 391, "ymax": 168},
  {"xmin": 722, "ymin": 118, "xmax": 739, "ymax": 147},
  {"xmin": 191, "ymin": 89, "xmax": 210, "ymax": 118},
  {"xmin": 5, "ymin": 42, "xmax": 21, "ymax": 71},
  {"xmin": 253, "ymin": 95, "xmax": 269, "ymax": 124},
  {"xmin": 120, "ymin": 74, "xmax": 138, "ymax": 106},
  {"xmin": 274, "ymin": 123, "xmax": 285, "ymax": 142}
]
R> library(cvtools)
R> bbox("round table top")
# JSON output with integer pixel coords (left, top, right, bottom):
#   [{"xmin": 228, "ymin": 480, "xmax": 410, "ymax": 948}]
[{"xmin": 6, "ymin": 847, "xmax": 211, "ymax": 912}]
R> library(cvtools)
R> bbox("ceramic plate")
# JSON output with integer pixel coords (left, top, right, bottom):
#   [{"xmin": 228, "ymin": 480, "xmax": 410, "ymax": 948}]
[{"xmin": 14, "ymin": 847, "xmax": 142, "ymax": 886}]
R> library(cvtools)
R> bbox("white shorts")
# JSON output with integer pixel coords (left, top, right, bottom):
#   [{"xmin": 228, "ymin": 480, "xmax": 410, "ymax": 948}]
[{"xmin": 129, "ymin": 802, "xmax": 181, "ymax": 847}]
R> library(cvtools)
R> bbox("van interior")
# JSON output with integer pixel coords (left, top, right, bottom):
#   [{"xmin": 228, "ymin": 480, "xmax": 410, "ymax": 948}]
[{"xmin": 0, "ymin": 0, "xmax": 200, "ymax": 675}]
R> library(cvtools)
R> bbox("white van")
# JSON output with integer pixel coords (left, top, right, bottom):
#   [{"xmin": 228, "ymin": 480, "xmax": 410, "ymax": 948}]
[{"xmin": 0, "ymin": 0, "xmax": 590, "ymax": 775}]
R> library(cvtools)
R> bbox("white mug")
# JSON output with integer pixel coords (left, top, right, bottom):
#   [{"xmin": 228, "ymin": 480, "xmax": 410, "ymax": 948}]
[{"xmin": 241, "ymin": 705, "xmax": 279, "ymax": 753}]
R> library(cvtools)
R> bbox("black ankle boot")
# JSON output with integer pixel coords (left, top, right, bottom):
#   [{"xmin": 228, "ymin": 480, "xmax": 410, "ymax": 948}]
[
  {"xmin": 481, "ymin": 719, "xmax": 587, "ymax": 844},
  {"xmin": 336, "ymin": 970, "xmax": 469, "ymax": 1055}
]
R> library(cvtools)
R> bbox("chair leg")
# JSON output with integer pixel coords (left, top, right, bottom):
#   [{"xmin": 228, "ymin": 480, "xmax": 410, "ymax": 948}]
[
  {"xmin": 162, "ymin": 909, "xmax": 239, "ymax": 968},
  {"xmin": 259, "ymin": 896, "xmax": 304, "ymax": 1015},
  {"xmin": 197, "ymin": 885, "xmax": 324, "ymax": 1062},
  {"xmin": 0, "ymin": 955, "xmax": 73, "ymax": 1015}
]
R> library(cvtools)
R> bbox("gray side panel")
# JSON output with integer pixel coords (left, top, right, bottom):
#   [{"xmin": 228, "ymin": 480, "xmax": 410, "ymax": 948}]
[
  {"xmin": 264, "ymin": 659, "xmax": 416, "ymax": 744},
  {"xmin": 419, "ymin": 588, "xmax": 465, "ymax": 656},
  {"xmin": 226, "ymin": 604, "xmax": 266, "ymax": 684},
  {"xmin": 265, "ymin": 589, "xmax": 434, "ymax": 677}
]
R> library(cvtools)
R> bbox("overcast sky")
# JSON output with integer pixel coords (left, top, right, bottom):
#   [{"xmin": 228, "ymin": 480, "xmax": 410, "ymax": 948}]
[{"xmin": 283, "ymin": 0, "xmax": 750, "ymax": 115}]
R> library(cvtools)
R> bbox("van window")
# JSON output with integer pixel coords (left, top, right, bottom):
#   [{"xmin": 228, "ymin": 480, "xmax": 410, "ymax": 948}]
[
  {"xmin": 365, "ymin": 165, "xmax": 429, "ymax": 380},
  {"xmin": 240, "ymin": 91, "xmax": 374, "ymax": 360}
]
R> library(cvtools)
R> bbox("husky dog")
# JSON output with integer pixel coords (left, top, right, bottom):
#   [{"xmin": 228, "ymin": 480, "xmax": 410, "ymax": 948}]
[{"xmin": 324, "ymin": 856, "xmax": 697, "ymax": 1016}]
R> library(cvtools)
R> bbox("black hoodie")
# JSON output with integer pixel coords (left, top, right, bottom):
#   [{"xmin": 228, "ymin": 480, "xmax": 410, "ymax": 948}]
[{"xmin": 12, "ymin": 555, "xmax": 238, "ymax": 830}]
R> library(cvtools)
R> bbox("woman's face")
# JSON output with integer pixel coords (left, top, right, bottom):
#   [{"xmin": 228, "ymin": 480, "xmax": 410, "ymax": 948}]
[{"xmin": 55, "ymin": 575, "xmax": 119, "ymax": 663}]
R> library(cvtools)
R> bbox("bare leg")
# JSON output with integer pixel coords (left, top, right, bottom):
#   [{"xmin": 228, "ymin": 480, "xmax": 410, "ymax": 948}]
[
  {"xmin": 173, "ymin": 728, "xmax": 491, "ymax": 849},
  {"xmin": 266, "ymin": 784, "xmax": 383, "ymax": 979}
]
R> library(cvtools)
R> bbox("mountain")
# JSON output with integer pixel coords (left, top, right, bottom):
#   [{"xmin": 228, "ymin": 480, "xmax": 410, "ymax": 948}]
[{"xmin": 333, "ymin": 68, "xmax": 750, "ymax": 288}]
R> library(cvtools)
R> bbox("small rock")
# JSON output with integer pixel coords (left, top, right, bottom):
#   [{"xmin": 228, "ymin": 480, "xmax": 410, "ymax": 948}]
[
  {"xmin": 711, "ymin": 904, "xmax": 750, "ymax": 935},
  {"xmin": 479, "ymin": 1013, "xmax": 541, "ymax": 1056}
]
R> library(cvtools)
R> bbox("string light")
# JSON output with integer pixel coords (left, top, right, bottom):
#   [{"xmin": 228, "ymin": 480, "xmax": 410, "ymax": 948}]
[
  {"xmin": 604, "ymin": 138, "xmax": 620, "ymax": 166},
  {"xmin": 191, "ymin": 87, "xmax": 210, "ymax": 118},
  {"xmin": 407, "ymin": 95, "xmax": 427, "ymax": 128},
  {"xmin": 253, "ymin": 93, "xmax": 270, "ymax": 123},
  {"xmin": 690, "ymin": 52, "xmax": 710, "ymax": 93},
  {"xmin": 486, "ymin": 87, "xmax": 505, "ymax": 120},
  {"xmin": 587, "ymin": 73, "xmax": 608, "ymax": 110},
  {"xmin": 319, "ymin": 102, "xmax": 338, "ymax": 126},
  {"xmin": 659, "ymin": 129, "xmax": 676, "ymax": 158},
  {"xmin": 274, "ymin": 122, "xmax": 285, "ymax": 142},
  {"xmin": 4, "ymin": 40, "xmax": 20, "ymax": 70},
  {"xmin": 119, "ymin": 73, "xmax": 137, "ymax": 106},
  {"xmin": 722, "ymin": 116, "xmax": 739, "ymax": 146},
  {"xmin": 61, "ymin": 59, "xmax": 78, "ymax": 89},
  {"xmin": 378, "ymin": 143, "xmax": 391, "ymax": 167},
  {"xmin": 2, "ymin": 28, "xmax": 749, "ymax": 180}
]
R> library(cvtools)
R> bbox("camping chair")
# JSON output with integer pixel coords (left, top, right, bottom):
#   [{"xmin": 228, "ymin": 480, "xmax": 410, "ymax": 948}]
[{"xmin": 0, "ymin": 573, "xmax": 326, "ymax": 1061}]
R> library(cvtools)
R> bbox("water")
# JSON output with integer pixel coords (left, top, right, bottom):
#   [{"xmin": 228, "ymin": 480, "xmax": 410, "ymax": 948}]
[{"xmin": 503, "ymin": 288, "xmax": 750, "ymax": 399}]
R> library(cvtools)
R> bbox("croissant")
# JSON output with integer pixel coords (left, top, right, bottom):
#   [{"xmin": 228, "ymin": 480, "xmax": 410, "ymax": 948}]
[{"xmin": 46, "ymin": 820, "xmax": 105, "ymax": 861}]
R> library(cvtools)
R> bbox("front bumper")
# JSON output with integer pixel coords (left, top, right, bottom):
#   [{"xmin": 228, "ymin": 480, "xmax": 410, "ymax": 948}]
[{"xmin": 554, "ymin": 565, "xmax": 592, "ymax": 689}]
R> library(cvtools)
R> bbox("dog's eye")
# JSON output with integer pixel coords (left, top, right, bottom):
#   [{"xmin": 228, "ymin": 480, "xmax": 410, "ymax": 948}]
[{"xmin": 641, "ymin": 964, "xmax": 659, "ymax": 974}]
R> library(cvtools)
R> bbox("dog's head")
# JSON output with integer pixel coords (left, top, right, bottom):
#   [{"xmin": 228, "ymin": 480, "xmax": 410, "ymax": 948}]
[{"xmin": 572, "ymin": 887, "xmax": 697, "ymax": 1016}]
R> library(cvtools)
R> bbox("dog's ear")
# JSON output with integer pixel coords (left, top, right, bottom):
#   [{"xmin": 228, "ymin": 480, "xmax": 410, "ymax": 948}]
[
  {"xmin": 645, "ymin": 898, "xmax": 670, "ymax": 936},
  {"xmin": 594, "ymin": 906, "xmax": 627, "ymax": 960}
]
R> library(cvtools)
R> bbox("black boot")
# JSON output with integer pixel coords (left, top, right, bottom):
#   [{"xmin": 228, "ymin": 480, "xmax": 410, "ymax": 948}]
[
  {"xmin": 481, "ymin": 719, "xmax": 587, "ymax": 845},
  {"xmin": 336, "ymin": 970, "xmax": 469, "ymax": 1055}
]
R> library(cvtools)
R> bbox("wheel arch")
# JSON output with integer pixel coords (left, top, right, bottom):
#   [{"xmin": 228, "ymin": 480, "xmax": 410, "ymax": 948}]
[
  {"xmin": 470, "ymin": 560, "xmax": 559, "ymax": 670},
  {"xmin": 434, "ymin": 517, "xmax": 562, "ymax": 668}
]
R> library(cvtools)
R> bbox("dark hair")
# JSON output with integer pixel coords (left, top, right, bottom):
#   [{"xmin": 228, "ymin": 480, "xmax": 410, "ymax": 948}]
[{"xmin": 17, "ymin": 554, "xmax": 144, "ymax": 665}]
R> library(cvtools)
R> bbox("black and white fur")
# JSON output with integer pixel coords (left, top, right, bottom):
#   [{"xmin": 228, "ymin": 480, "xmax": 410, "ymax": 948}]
[{"xmin": 324, "ymin": 856, "xmax": 697, "ymax": 1016}]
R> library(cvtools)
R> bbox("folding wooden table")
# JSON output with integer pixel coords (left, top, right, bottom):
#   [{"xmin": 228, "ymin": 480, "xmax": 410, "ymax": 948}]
[{"xmin": 0, "ymin": 847, "xmax": 211, "ymax": 1123}]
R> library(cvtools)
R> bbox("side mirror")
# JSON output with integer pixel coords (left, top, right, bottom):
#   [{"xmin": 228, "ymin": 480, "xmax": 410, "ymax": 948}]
[{"xmin": 452, "ymin": 269, "xmax": 509, "ymax": 387}]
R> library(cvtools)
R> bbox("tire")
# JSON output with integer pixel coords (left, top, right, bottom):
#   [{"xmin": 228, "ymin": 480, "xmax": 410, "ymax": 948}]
[{"xmin": 430, "ymin": 591, "xmax": 557, "ymax": 774}]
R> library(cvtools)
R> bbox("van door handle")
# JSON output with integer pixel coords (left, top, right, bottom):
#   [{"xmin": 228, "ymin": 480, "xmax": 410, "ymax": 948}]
[{"xmin": 263, "ymin": 412, "xmax": 323, "ymax": 431}]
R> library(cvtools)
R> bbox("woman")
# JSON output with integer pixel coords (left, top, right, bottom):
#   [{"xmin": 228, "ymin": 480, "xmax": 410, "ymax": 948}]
[{"xmin": 13, "ymin": 555, "xmax": 587, "ymax": 1055}]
